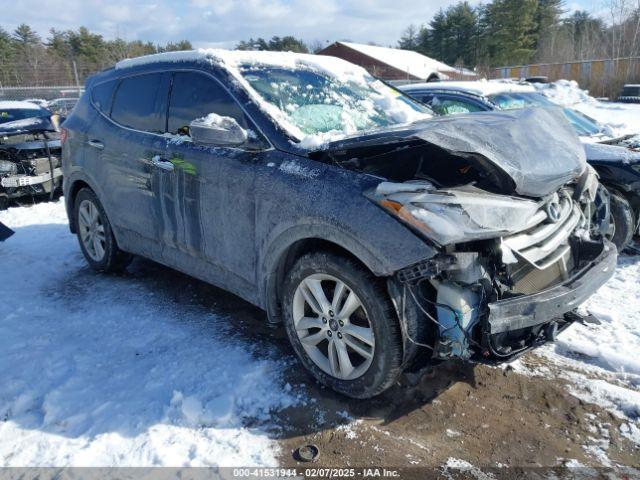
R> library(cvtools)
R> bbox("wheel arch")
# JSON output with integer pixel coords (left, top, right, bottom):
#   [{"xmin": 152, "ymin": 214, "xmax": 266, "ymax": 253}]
[
  {"xmin": 67, "ymin": 179, "xmax": 92, "ymax": 233},
  {"xmin": 262, "ymin": 227, "xmax": 390, "ymax": 325}
]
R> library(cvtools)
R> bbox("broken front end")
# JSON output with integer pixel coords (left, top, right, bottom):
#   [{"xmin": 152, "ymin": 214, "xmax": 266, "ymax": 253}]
[
  {"xmin": 342, "ymin": 109, "xmax": 617, "ymax": 363},
  {"xmin": 0, "ymin": 117, "xmax": 62, "ymax": 209},
  {"xmin": 373, "ymin": 168, "xmax": 615, "ymax": 362}
]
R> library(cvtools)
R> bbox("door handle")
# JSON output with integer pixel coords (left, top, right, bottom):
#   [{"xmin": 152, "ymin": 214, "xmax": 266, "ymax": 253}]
[
  {"xmin": 87, "ymin": 139, "xmax": 104, "ymax": 150},
  {"xmin": 151, "ymin": 155, "xmax": 175, "ymax": 172}
]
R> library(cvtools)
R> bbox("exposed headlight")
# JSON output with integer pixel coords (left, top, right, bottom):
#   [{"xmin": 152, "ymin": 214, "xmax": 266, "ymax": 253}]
[
  {"xmin": 0, "ymin": 160, "xmax": 17, "ymax": 175},
  {"xmin": 367, "ymin": 182, "xmax": 540, "ymax": 246}
]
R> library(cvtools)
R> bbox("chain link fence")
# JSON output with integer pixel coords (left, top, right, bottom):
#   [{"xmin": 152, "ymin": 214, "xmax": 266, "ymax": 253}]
[{"xmin": 0, "ymin": 86, "xmax": 84, "ymax": 102}]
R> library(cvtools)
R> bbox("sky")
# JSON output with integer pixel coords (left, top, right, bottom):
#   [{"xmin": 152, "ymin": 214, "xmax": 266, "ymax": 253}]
[{"xmin": 3, "ymin": 0, "xmax": 605, "ymax": 49}]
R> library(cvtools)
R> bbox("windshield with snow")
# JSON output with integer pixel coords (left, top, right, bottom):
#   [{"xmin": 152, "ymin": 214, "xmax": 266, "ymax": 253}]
[
  {"xmin": 239, "ymin": 66, "xmax": 432, "ymax": 139},
  {"xmin": 488, "ymin": 91, "xmax": 601, "ymax": 137}
]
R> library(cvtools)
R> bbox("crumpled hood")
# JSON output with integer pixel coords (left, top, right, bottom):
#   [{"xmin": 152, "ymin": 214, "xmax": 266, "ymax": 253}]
[{"xmin": 411, "ymin": 107, "xmax": 587, "ymax": 197}]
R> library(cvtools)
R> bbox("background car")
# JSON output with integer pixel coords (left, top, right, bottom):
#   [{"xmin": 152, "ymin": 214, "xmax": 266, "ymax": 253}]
[
  {"xmin": 618, "ymin": 84, "xmax": 640, "ymax": 104},
  {"xmin": 47, "ymin": 97, "xmax": 79, "ymax": 118},
  {"xmin": 0, "ymin": 101, "xmax": 62, "ymax": 209},
  {"xmin": 400, "ymin": 81, "xmax": 640, "ymax": 250}
]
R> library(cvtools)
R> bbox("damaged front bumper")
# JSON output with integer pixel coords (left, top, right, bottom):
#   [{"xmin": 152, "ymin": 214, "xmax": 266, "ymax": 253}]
[
  {"xmin": 1, "ymin": 167, "xmax": 62, "ymax": 188},
  {"xmin": 393, "ymin": 240, "xmax": 616, "ymax": 365},
  {"xmin": 487, "ymin": 241, "xmax": 616, "ymax": 335},
  {"xmin": 481, "ymin": 239, "xmax": 616, "ymax": 360}
]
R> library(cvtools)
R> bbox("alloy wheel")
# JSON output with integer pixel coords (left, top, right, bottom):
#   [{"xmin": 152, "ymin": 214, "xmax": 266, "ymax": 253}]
[
  {"xmin": 292, "ymin": 273, "xmax": 375, "ymax": 380},
  {"xmin": 78, "ymin": 199, "xmax": 106, "ymax": 262}
]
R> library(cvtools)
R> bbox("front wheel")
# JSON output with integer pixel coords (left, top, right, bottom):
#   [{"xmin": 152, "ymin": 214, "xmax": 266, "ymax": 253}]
[
  {"xmin": 282, "ymin": 252, "xmax": 404, "ymax": 398},
  {"xmin": 74, "ymin": 188, "xmax": 132, "ymax": 273}
]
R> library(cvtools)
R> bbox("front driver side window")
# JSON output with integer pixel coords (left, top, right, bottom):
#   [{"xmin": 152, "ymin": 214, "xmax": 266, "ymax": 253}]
[{"xmin": 168, "ymin": 71, "xmax": 249, "ymax": 136}]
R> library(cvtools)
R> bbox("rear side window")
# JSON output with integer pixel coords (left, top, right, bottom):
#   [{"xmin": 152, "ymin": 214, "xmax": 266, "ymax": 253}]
[
  {"xmin": 91, "ymin": 80, "xmax": 117, "ymax": 114},
  {"xmin": 111, "ymin": 73, "xmax": 169, "ymax": 133},
  {"xmin": 168, "ymin": 71, "xmax": 247, "ymax": 135}
]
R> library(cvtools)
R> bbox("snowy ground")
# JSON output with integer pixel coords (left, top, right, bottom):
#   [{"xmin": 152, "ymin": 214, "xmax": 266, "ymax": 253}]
[
  {"xmin": 531, "ymin": 252, "xmax": 640, "ymax": 450},
  {"xmin": 1, "ymin": 198, "xmax": 639, "ymax": 469},
  {"xmin": 0, "ymin": 200, "xmax": 302, "ymax": 466}
]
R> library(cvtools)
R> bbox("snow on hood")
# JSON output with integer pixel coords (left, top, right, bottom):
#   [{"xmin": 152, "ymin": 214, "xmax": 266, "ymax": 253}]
[
  {"xmin": 116, "ymin": 49, "xmax": 432, "ymax": 147},
  {"xmin": 411, "ymin": 107, "xmax": 587, "ymax": 197}
]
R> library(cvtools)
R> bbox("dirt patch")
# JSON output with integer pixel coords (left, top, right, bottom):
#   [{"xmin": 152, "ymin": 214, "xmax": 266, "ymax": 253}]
[{"xmin": 275, "ymin": 360, "xmax": 638, "ymax": 471}]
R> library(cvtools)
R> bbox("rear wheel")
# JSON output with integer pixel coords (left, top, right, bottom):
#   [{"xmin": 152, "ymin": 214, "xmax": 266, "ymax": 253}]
[
  {"xmin": 282, "ymin": 252, "xmax": 403, "ymax": 398},
  {"xmin": 74, "ymin": 188, "xmax": 132, "ymax": 272},
  {"xmin": 609, "ymin": 191, "xmax": 634, "ymax": 251}
]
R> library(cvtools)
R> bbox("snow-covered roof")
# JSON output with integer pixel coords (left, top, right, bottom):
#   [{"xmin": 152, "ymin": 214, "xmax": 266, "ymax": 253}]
[
  {"xmin": 116, "ymin": 49, "xmax": 431, "ymax": 148},
  {"xmin": 401, "ymin": 80, "xmax": 536, "ymax": 97},
  {"xmin": 116, "ymin": 49, "xmax": 370, "ymax": 82},
  {"xmin": 336, "ymin": 42, "xmax": 475, "ymax": 79},
  {"xmin": 0, "ymin": 101, "xmax": 42, "ymax": 110}
]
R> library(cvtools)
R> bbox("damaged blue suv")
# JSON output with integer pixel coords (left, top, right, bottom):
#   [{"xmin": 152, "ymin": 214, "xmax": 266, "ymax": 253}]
[{"xmin": 62, "ymin": 50, "xmax": 616, "ymax": 398}]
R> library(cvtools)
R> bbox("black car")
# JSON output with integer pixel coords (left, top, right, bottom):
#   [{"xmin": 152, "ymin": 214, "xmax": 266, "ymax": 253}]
[
  {"xmin": 62, "ymin": 51, "xmax": 615, "ymax": 398},
  {"xmin": 399, "ymin": 82, "xmax": 640, "ymax": 250},
  {"xmin": 618, "ymin": 84, "xmax": 640, "ymax": 104},
  {"xmin": 0, "ymin": 101, "xmax": 62, "ymax": 209}
]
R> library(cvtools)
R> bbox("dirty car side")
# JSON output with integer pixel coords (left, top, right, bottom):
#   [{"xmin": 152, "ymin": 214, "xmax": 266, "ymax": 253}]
[{"xmin": 62, "ymin": 51, "xmax": 616, "ymax": 397}]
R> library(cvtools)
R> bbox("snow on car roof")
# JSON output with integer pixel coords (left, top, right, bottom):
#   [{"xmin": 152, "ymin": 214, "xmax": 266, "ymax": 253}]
[
  {"xmin": 116, "ymin": 49, "xmax": 431, "ymax": 148},
  {"xmin": 0, "ymin": 100, "xmax": 43, "ymax": 110},
  {"xmin": 401, "ymin": 80, "xmax": 536, "ymax": 97},
  {"xmin": 116, "ymin": 49, "xmax": 371, "ymax": 82}
]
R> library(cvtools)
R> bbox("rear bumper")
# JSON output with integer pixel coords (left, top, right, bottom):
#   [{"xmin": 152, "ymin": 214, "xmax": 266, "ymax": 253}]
[{"xmin": 487, "ymin": 241, "xmax": 617, "ymax": 335}]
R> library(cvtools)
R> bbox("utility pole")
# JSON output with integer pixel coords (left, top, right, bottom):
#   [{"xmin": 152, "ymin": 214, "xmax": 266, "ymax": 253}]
[{"xmin": 72, "ymin": 60, "xmax": 81, "ymax": 96}]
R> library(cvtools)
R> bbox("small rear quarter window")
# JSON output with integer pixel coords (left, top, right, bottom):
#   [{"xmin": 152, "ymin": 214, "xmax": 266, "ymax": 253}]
[{"xmin": 91, "ymin": 80, "xmax": 117, "ymax": 114}]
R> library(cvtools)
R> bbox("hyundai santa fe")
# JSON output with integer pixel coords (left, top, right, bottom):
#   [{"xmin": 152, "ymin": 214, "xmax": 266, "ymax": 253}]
[{"xmin": 62, "ymin": 50, "xmax": 616, "ymax": 398}]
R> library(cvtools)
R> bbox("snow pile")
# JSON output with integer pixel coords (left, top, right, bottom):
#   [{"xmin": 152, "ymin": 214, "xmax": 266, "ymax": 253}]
[
  {"xmin": 116, "ymin": 49, "xmax": 431, "ymax": 148},
  {"xmin": 0, "ymin": 200, "xmax": 300, "ymax": 466},
  {"xmin": 534, "ymin": 80, "xmax": 640, "ymax": 136}
]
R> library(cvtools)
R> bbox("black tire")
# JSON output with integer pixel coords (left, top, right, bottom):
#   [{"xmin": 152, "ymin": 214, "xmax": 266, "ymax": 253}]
[
  {"xmin": 609, "ymin": 191, "xmax": 634, "ymax": 251},
  {"xmin": 282, "ymin": 252, "xmax": 404, "ymax": 399},
  {"xmin": 0, "ymin": 195, "xmax": 8, "ymax": 211},
  {"xmin": 74, "ymin": 188, "xmax": 132, "ymax": 273}
]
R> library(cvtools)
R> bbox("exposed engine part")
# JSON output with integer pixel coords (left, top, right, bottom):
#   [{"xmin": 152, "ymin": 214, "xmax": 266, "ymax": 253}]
[{"xmin": 0, "ymin": 131, "xmax": 62, "ymax": 205}]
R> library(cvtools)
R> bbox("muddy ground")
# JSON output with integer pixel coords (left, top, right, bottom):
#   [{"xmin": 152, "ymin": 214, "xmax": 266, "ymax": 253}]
[{"xmin": 129, "ymin": 257, "xmax": 639, "ymax": 477}]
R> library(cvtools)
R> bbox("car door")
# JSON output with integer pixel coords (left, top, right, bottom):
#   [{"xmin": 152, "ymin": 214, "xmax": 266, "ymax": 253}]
[
  {"xmin": 97, "ymin": 72, "xmax": 171, "ymax": 255},
  {"xmin": 160, "ymin": 70, "xmax": 267, "ymax": 290}
]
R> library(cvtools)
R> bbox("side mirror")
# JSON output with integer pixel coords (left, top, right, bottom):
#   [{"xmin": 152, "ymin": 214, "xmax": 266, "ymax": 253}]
[{"xmin": 189, "ymin": 114, "xmax": 248, "ymax": 147}]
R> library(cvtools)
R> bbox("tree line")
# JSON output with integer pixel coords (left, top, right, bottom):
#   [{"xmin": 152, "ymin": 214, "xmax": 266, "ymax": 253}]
[
  {"xmin": 398, "ymin": 0, "xmax": 640, "ymax": 70},
  {"xmin": 2, "ymin": 0, "xmax": 639, "ymax": 87},
  {"xmin": 0, "ymin": 24, "xmax": 192, "ymax": 87}
]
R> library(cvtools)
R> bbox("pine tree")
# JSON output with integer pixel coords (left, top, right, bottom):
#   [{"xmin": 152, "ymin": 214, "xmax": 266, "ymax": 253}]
[{"xmin": 398, "ymin": 25, "xmax": 419, "ymax": 51}]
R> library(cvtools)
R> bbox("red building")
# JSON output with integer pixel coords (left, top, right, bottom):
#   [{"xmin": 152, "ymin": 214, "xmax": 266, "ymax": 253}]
[{"xmin": 317, "ymin": 41, "xmax": 476, "ymax": 82}]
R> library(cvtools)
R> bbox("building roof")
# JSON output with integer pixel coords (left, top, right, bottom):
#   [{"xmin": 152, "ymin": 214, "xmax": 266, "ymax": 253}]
[{"xmin": 334, "ymin": 42, "xmax": 475, "ymax": 80}]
